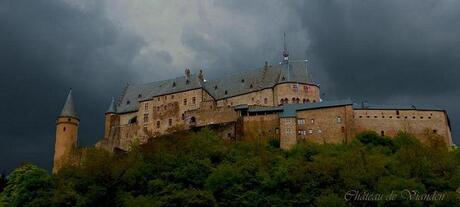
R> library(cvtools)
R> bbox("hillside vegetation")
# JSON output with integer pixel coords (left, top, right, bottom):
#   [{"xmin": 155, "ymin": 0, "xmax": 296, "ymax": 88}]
[{"xmin": 1, "ymin": 129, "xmax": 459, "ymax": 207}]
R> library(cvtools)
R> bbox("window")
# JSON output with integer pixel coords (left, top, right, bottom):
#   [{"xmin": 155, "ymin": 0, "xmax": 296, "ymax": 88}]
[
  {"xmin": 381, "ymin": 131, "xmax": 385, "ymax": 136},
  {"xmin": 318, "ymin": 129, "xmax": 322, "ymax": 134},
  {"xmin": 164, "ymin": 96, "xmax": 167, "ymax": 100},
  {"xmin": 157, "ymin": 97, "xmax": 160, "ymax": 101},
  {"xmin": 164, "ymin": 105, "xmax": 167, "ymax": 110},
  {"xmin": 241, "ymin": 79, "xmax": 245, "ymax": 83},
  {"xmin": 143, "ymin": 114, "xmax": 149, "ymax": 123},
  {"xmin": 251, "ymin": 97, "xmax": 255, "ymax": 102},
  {"xmin": 286, "ymin": 128, "xmax": 292, "ymax": 134},
  {"xmin": 433, "ymin": 129, "xmax": 437, "ymax": 133},
  {"xmin": 313, "ymin": 100, "xmax": 316, "ymax": 103},
  {"xmin": 214, "ymin": 85, "xmax": 218, "ymax": 90},
  {"xmin": 297, "ymin": 119, "xmax": 305, "ymax": 125},
  {"xmin": 192, "ymin": 97, "xmax": 196, "ymax": 104},
  {"xmin": 341, "ymin": 127, "xmax": 345, "ymax": 133},
  {"xmin": 308, "ymin": 129, "xmax": 313, "ymax": 134},
  {"xmin": 144, "ymin": 103, "xmax": 148, "ymax": 111},
  {"xmin": 292, "ymin": 97, "xmax": 296, "ymax": 103},
  {"xmin": 225, "ymin": 90, "xmax": 228, "ymax": 95},
  {"xmin": 168, "ymin": 119, "xmax": 172, "ymax": 126},
  {"xmin": 337, "ymin": 116, "xmax": 342, "ymax": 123},
  {"xmin": 396, "ymin": 110, "xmax": 400, "ymax": 115},
  {"xmin": 126, "ymin": 100, "xmax": 130, "ymax": 105},
  {"xmin": 143, "ymin": 125, "xmax": 147, "ymax": 131},
  {"xmin": 186, "ymin": 79, "xmax": 190, "ymax": 84},
  {"xmin": 156, "ymin": 121, "xmax": 160, "ymax": 129},
  {"xmin": 310, "ymin": 119, "xmax": 315, "ymax": 124},
  {"xmin": 156, "ymin": 106, "xmax": 160, "ymax": 112},
  {"xmin": 138, "ymin": 94, "xmax": 142, "ymax": 99},
  {"xmin": 183, "ymin": 98, "xmax": 187, "ymax": 106},
  {"xmin": 63, "ymin": 127, "xmax": 66, "ymax": 132},
  {"xmin": 171, "ymin": 95, "xmax": 174, "ymax": 99},
  {"xmin": 264, "ymin": 98, "xmax": 268, "ymax": 104},
  {"xmin": 172, "ymin": 82, "xmax": 176, "ymax": 87},
  {"xmin": 182, "ymin": 113, "xmax": 185, "ymax": 120}
]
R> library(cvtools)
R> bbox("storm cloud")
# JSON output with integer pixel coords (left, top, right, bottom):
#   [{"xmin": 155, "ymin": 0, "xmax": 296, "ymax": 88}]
[{"xmin": 0, "ymin": 0, "xmax": 459, "ymax": 172}]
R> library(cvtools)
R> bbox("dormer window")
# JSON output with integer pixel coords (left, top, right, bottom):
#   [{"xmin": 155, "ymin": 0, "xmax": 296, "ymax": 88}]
[
  {"xmin": 224, "ymin": 90, "xmax": 228, "ymax": 95},
  {"xmin": 138, "ymin": 94, "xmax": 142, "ymax": 99},
  {"xmin": 172, "ymin": 82, "xmax": 176, "ymax": 87},
  {"xmin": 249, "ymin": 84, "xmax": 253, "ymax": 89},
  {"xmin": 214, "ymin": 85, "xmax": 218, "ymax": 90}
]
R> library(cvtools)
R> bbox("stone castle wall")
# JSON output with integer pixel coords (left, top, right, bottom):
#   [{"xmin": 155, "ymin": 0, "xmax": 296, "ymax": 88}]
[{"xmin": 353, "ymin": 109, "xmax": 452, "ymax": 145}]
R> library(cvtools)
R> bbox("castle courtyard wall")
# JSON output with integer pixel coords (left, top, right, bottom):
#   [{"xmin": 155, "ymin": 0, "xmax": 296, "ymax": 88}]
[{"xmin": 353, "ymin": 109, "xmax": 452, "ymax": 145}]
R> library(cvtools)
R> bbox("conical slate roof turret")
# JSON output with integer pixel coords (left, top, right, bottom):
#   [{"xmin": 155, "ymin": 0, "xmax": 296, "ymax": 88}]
[
  {"xmin": 59, "ymin": 89, "xmax": 78, "ymax": 118},
  {"xmin": 106, "ymin": 97, "xmax": 116, "ymax": 114}
]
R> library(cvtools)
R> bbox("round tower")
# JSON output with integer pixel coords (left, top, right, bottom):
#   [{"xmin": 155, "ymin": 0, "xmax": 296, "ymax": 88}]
[{"xmin": 53, "ymin": 89, "xmax": 79, "ymax": 173}]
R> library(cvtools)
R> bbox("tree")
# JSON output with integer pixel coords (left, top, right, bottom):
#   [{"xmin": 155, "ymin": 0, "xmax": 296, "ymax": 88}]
[{"xmin": 1, "ymin": 164, "xmax": 53, "ymax": 207}]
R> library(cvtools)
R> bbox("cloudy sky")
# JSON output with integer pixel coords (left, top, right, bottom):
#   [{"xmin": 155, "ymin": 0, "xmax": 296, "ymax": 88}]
[{"xmin": 1, "ymin": 0, "xmax": 459, "ymax": 172}]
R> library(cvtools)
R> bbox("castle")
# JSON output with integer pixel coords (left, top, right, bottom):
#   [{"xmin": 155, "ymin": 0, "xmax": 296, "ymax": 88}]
[{"xmin": 53, "ymin": 43, "xmax": 453, "ymax": 172}]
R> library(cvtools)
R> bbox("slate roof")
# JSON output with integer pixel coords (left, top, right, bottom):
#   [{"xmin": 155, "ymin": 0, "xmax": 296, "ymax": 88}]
[
  {"xmin": 116, "ymin": 74, "xmax": 203, "ymax": 113},
  {"xmin": 106, "ymin": 97, "xmax": 116, "ymax": 114},
  {"xmin": 112, "ymin": 61, "xmax": 313, "ymax": 114},
  {"xmin": 248, "ymin": 99, "xmax": 353, "ymax": 118},
  {"xmin": 60, "ymin": 90, "xmax": 78, "ymax": 118},
  {"xmin": 204, "ymin": 62, "xmax": 311, "ymax": 100}
]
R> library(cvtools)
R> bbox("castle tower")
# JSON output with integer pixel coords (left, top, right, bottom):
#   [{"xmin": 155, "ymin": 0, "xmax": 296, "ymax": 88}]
[
  {"xmin": 53, "ymin": 90, "xmax": 79, "ymax": 173},
  {"xmin": 104, "ymin": 97, "xmax": 117, "ymax": 139}
]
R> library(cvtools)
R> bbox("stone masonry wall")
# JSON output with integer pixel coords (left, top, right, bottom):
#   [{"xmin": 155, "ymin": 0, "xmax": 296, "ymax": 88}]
[{"xmin": 353, "ymin": 109, "xmax": 452, "ymax": 145}]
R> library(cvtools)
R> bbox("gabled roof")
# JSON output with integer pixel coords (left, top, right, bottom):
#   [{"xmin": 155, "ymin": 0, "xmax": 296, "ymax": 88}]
[
  {"xmin": 203, "ymin": 61, "xmax": 312, "ymax": 100},
  {"xmin": 115, "ymin": 74, "xmax": 203, "ymax": 113},
  {"xmin": 60, "ymin": 90, "xmax": 78, "ymax": 118},
  {"xmin": 112, "ymin": 61, "xmax": 313, "ymax": 114}
]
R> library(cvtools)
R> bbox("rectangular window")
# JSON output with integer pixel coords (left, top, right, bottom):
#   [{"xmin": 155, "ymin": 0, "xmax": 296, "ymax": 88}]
[
  {"xmin": 264, "ymin": 98, "xmax": 268, "ymax": 104},
  {"xmin": 168, "ymin": 119, "xmax": 172, "ymax": 126},
  {"xmin": 171, "ymin": 95, "xmax": 174, "ymax": 99},
  {"xmin": 192, "ymin": 97, "xmax": 196, "ymax": 104},
  {"xmin": 308, "ymin": 129, "xmax": 313, "ymax": 134},
  {"xmin": 184, "ymin": 99, "xmax": 187, "ymax": 106},
  {"xmin": 144, "ymin": 103, "xmax": 148, "ymax": 111},
  {"xmin": 156, "ymin": 106, "xmax": 160, "ymax": 112},
  {"xmin": 143, "ymin": 114, "xmax": 149, "ymax": 123},
  {"xmin": 337, "ymin": 116, "xmax": 342, "ymax": 123},
  {"xmin": 156, "ymin": 121, "xmax": 160, "ymax": 129},
  {"xmin": 310, "ymin": 119, "xmax": 315, "ymax": 124},
  {"xmin": 297, "ymin": 119, "xmax": 305, "ymax": 125}
]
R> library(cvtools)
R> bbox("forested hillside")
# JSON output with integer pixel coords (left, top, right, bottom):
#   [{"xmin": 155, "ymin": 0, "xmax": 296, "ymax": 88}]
[{"xmin": 1, "ymin": 129, "xmax": 459, "ymax": 207}]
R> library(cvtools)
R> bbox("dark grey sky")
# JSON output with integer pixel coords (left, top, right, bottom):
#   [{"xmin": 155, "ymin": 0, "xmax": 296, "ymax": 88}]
[{"xmin": 1, "ymin": 0, "xmax": 459, "ymax": 172}]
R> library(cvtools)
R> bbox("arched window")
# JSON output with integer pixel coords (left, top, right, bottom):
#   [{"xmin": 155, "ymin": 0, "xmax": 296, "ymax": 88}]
[
  {"xmin": 284, "ymin": 98, "xmax": 288, "ymax": 104},
  {"xmin": 296, "ymin": 98, "xmax": 300, "ymax": 103},
  {"xmin": 303, "ymin": 99, "xmax": 306, "ymax": 103},
  {"xmin": 292, "ymin": 97, "xmax": 296, "ymax": 103},
  {"xmin": 306, "ymin": 99, "xmax": 310, "ymax": 103}
]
